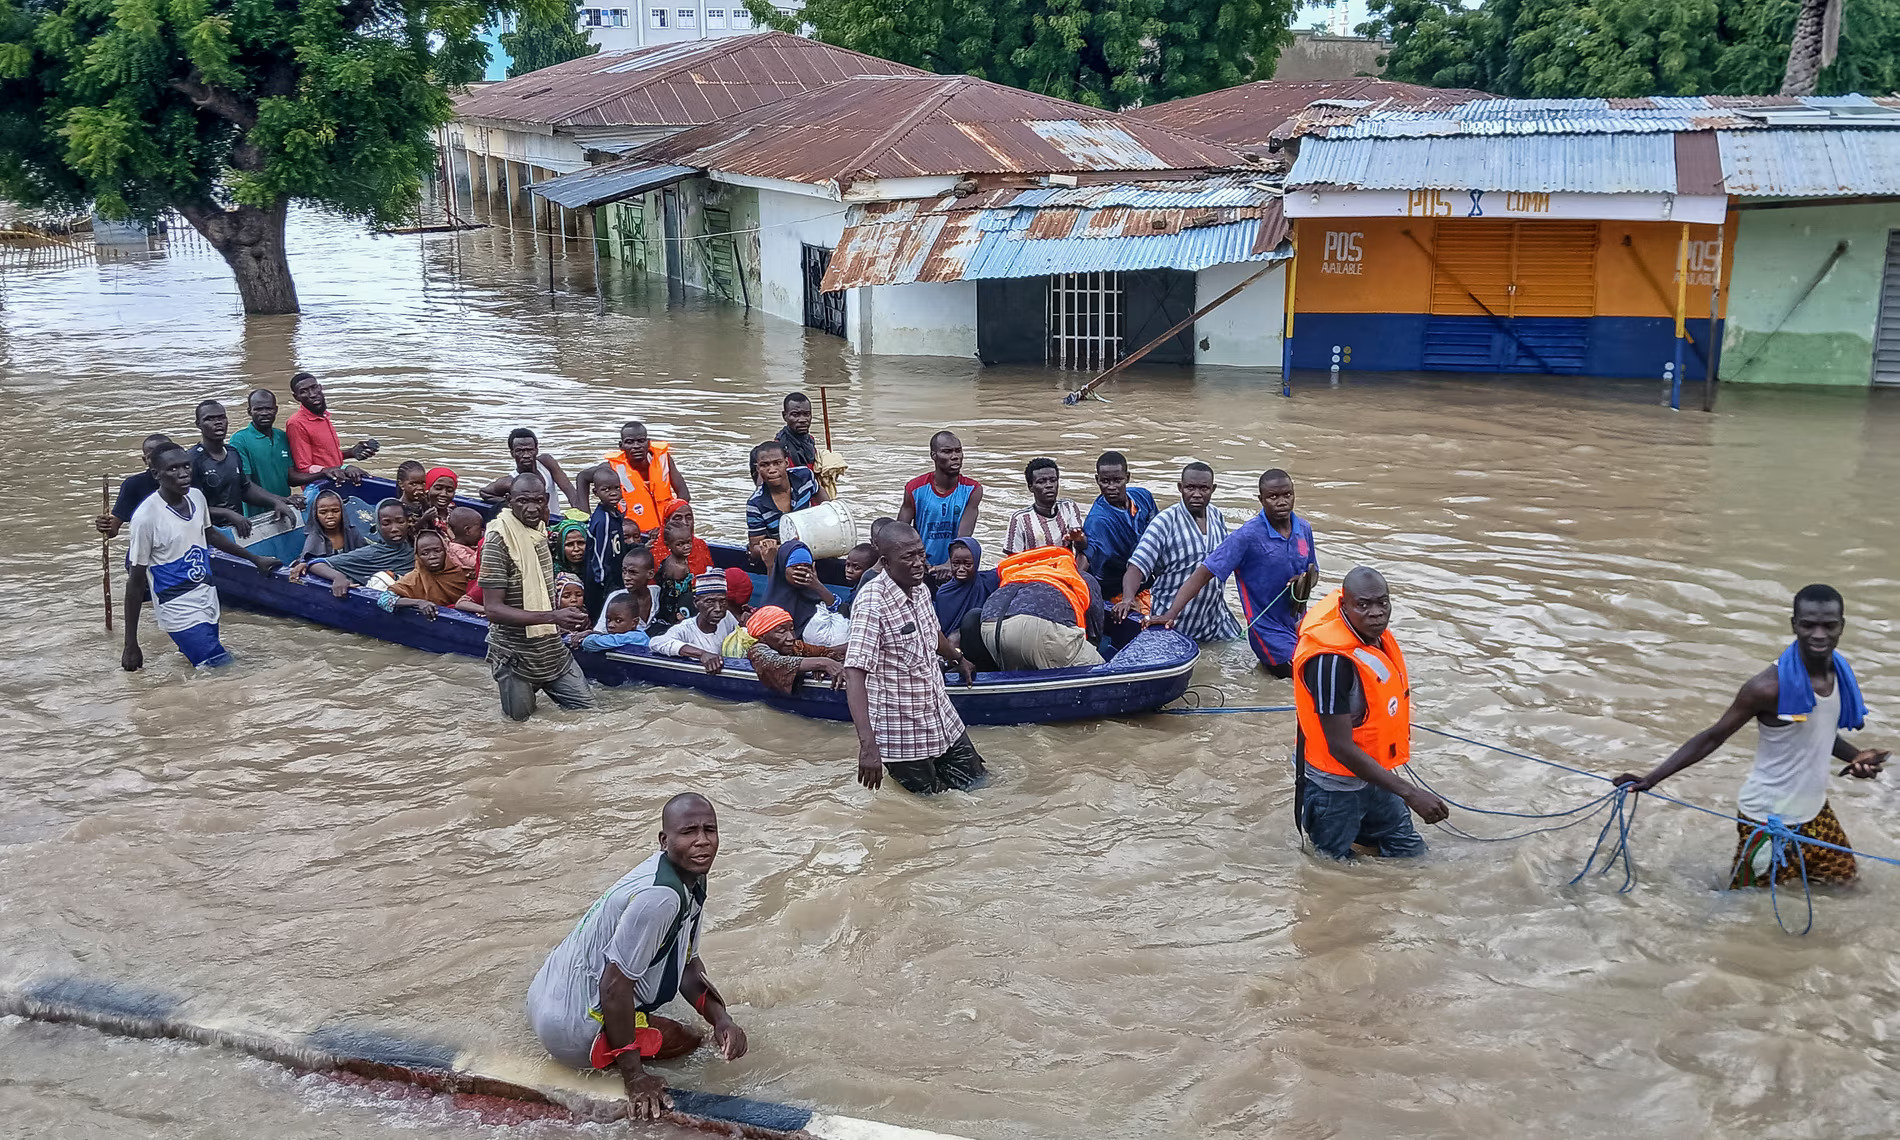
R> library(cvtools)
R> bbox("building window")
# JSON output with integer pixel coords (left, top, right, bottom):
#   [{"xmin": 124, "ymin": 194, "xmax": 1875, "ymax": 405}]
[
  {"xmin": 706, "ymin": 7, "xmax": 726, "ymax": 25},
  {"xmin": 802, "ymin": 245, "xmax": 846, "ymax": 338},
  {"xmin": 649, "ymin": 7, "xmax": 667, "ymax": 25},
  {"xmin": 730, "ymin": 6, "xmax": 751, "ymax": 23},
  {"xmin": 580, "ymin": 7, "xmax": 603, "ymax": 24},
  {"xmin": 1048, "ymin": 272, "xmax": 1122, "ymax": 370},
  {"xmin": 676, "ymin": 7, "xmax": 696, "ymax": 25},
  {"xmin": 611, "ymin": 7, "xmax": 628, "ymax": 23}
]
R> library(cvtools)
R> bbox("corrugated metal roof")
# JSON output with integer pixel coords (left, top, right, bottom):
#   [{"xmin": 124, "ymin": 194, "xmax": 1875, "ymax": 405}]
[
  {"xmin": 530, "ymin": 163, "xmax": 698, "ymax": 209},
  {"xmin": 1328, "ymin": 94, "xmax": 1900, "ymax": 138},
  {"xmin": 453, "ymin": 32, "xmax": 922, "ymax": 130},
  {"xmin": 1718, "ymin": 129, "xmax": 1900, "ymax": 196},
  {"xmin": 821, "ymin": 179, "xmax": 1287, "ymax": 288},
  {"xmin": 1129, "ymin": 79, "xmax": 1488, "ymax": 146},
  {"xmin": 606, "ymin": 74, "xmax": 1253, "ymax": 189},
  {"xmin": 1288, "ymin": 133, "xmax": 1682, "ymax": 193}
]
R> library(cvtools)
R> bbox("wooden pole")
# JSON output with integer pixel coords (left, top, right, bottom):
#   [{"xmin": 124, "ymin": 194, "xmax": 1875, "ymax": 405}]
[
  {"xmin": 589, "ymin": 207, "xmax": 604, "ymax": 315},
  {"xmin": 819, "ymin": 386, "xmax": 834, "ymax": 450},
  {"xmin": 1281, "ymin": 231, "xmax": 1299, "ymax": 398},
  {"xmin": 1671, "ymin": 222, "xmax": 1690, "ymax": 409},
  {"xmin": 1063, "ymin": 260, "xmax": 1278, "ymax": 405},
  {"xmin": 100, "ymin": 476, "xmax": 114, "ymax": 631}
]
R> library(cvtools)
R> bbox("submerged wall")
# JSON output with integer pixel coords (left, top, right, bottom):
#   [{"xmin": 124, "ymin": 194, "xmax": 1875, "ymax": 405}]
[
  {"xmin": 1195, "ymin": 262, "xmax": 1286, "ymax": 369},
  {"xmin": 1722, "ymin": 202, "xmax": 1900, "ymax": 388}
]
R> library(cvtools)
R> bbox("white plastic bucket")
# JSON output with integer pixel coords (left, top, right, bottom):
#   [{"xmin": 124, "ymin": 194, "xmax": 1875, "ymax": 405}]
[{"xmin": 779, "ymin": 500, "xmax": 858, "ymax": 559}]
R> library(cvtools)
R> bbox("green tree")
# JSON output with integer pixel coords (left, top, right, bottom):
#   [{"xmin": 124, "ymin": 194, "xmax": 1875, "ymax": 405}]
[
  {"xmin": 0, "ymin": 0, "xmax": 524, "ymax": 314},
  {"xmin": 754, "ymin": 0, "xmax": 1298, "ymax": 110},
  {"xmin": 500, "ymin": 0, "xmax": 597, "ymax": 78},
  {"xmin": 1363, "ymin": 0, "xmax": 1900, "ymax": 97}
]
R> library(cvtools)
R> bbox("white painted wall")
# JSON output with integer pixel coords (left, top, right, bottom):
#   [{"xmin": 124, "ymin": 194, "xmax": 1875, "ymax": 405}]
[
  {"xmin": 459, "ymin": 122, "xmax": 588, "ymax": 172},
  {"xmin": 755, "ymin": 187, "xmax": 849, "ymax": 328},
  {"xmin": 855, "ymin": 282, "xmax": 978, "ymax": 358},
  {"xmin": 1194, "ymin": 262, "xmax": 1285, "ymax": 370}
]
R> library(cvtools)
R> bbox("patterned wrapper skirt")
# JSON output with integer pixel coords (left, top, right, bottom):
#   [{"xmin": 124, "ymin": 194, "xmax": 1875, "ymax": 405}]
[{"xmin": 1731, "ymin": 802, "xmax": 1858, "ymax": 888}]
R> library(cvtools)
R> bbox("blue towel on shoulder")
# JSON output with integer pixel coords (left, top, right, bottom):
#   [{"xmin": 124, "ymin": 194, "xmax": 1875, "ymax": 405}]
[{"xmin": 1776, "ymin": 642, "xmax": 1866, "ymax": 730}]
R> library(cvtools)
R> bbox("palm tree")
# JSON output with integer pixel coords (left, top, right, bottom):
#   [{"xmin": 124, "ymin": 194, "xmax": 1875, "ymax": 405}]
[{"xmin": 1780, "ymin": 0, "xmax": 1841, "ymax": 96}]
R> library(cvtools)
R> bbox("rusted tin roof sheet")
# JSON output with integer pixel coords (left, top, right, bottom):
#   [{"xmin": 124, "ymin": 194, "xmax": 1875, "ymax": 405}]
[
  {"xmin": 1129, "ymin": 79, "xmax": 1488, "ymax": 146},
  {"xmin": 820, "ymin": 178, "xmax": 1287, "ymax": 288},
  {"xmin": 1288, "ymin": 133, "xmax": 1684, "ymax": 193},
  {"xmin": 453, "ymin": 32, "xmax": 922, "ymax": 130},
  {"xmin": 1328, "ymin": 94, "xmax": 1900, "ymax": 139},
  {"xmin": 619, "ymin": 75, "xmax": 1253, "ymax": 187},
  {"xmin": 1717, "ymin": 129, "xmax": 1900, "ymax": 196}
]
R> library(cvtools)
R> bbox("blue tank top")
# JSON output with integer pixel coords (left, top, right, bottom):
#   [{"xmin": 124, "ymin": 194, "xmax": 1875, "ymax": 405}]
[{"xmin": 908, "ymin": 475, "xmax": 976, "ymax": 565}]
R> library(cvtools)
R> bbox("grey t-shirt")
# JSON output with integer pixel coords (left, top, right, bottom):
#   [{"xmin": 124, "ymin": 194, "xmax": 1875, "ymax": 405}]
[{"xmin": 525, "ymin": 852, "xmax": 703, "ymax": 1069}]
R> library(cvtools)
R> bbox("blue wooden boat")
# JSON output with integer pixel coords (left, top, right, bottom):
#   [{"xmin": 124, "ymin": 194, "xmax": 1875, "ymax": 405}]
[{"xmin": 207, "ymin": 478, "xmax": 1199, "ymax": 724}]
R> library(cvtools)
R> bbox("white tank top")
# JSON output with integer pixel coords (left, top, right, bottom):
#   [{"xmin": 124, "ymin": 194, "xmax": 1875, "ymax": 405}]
[{"xmin": 1736, "ymin": 684, "xmax": 1838, "ymax": 826}]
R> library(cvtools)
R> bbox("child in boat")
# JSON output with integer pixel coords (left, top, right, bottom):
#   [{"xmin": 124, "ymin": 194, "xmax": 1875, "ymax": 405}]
[
  {"xmin": 555, "ymin": 572, "xmax": 586, "ymax": 615},
  {"xmin": 655, "ymin": 549, "xmax": 693, "ymax": 626},
  {"xmin": 578, "ymin": 593, "xmax": 651, "ymax": 653},
  {"xmin": 583, "ymin": 468, "xmax": 627, "ymax": 620},
  {"xmin": 395, "ymin": 461, "xmax": 429, "ymax": 522}
]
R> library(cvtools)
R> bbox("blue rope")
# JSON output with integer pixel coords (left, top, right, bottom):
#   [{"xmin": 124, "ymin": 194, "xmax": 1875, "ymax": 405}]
[
  {"xmin": 1728, "ymin": 814, "xmax": 1816, "ymax": 935},
  {"xmin": 1161, "ymin": 704, "xmax": 1899, "ymax": 929},
  {"xmin": 1566, "ymin": 786, "xmax": 1641, "ymax": 894}
]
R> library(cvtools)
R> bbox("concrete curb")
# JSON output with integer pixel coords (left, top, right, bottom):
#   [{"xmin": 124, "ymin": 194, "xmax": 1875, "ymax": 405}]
[{"xmin": 2, "ymin": 976, "xmax": 973, "ymax": 1140}]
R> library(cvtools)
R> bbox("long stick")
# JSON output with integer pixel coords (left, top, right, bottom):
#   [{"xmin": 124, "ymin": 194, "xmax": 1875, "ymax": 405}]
[
  {"xmin": 1064, "ymin": 261, "xmax": 1278, "ymax": 405},
  {"xmin": 1704, "ymin": 221, "xmax": 1727, "ymax": 413},
  {"xmin": 100, "ymin": 475, "xmax": 113, "ymax": 632},
  {"xmin": 819, "ymin": 386, "xmax": 833, "ymax": 450}
]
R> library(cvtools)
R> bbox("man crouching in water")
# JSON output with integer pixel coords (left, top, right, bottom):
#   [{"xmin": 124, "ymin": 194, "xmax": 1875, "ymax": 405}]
[{"xmin": 527, "ymin": 793, "xmax": 748, "ymax": 1119}]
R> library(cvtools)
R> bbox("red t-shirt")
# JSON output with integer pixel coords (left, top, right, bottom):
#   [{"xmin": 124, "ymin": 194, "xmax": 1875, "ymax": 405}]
[{"xmin": 287, "ymin": 406, "xmax": 345, "ymax": 474}]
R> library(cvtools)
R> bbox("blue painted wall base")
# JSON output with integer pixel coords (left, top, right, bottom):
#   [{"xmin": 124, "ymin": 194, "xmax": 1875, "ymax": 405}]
[{"xmin": 1292, "ymin": 313, "xmax": 1724, "ymax": 380}]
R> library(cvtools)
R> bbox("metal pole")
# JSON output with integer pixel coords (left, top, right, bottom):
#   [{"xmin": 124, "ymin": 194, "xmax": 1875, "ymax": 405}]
[
  {"xmin": 590, "ymin": 207, "xmax": 603, "ymax": 315},
  {"xmin": 1280, "ymin": 232, "xmax": 1298, "ymax": 398},
  {"xmin": 1703, "ymin": 221, "xmax": 1727, "ymax": 413}
]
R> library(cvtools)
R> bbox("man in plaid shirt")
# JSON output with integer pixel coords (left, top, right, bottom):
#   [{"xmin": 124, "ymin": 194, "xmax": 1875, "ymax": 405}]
[{"xmin": 844, "ymin": 524, "xmax": 984, "ymax": 794}]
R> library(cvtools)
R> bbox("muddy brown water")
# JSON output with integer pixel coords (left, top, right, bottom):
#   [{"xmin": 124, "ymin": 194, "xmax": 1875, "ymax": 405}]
[{"xmin": 2, "ymin": 209, "xmax": 1898, "ymax": 1139}]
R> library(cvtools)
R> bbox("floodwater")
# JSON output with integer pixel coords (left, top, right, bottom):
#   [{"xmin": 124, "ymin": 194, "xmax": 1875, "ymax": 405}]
[{"xmin": 3, "ymin": 205, "xmax": 1899, "ymax": 1139}]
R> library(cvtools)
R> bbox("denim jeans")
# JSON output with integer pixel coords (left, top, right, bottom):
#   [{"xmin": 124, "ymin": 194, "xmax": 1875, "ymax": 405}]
[{"xmin": 1300, "ymin": 777, "xmax": 1428, "ymax": 860}]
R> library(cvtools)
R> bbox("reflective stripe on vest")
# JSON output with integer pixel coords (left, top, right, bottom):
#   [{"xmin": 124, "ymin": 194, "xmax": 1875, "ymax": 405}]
[
  {"xmin": 602, "ymin": 442, "xmax": 676, "ymax": 529},
  {"xmin": 1291, "ymin": 589, "xmax": 1411, "ymax": 779},
  {"xmin": 995, "ymin": 546, "xmax": 1090, "ymax": 626}
]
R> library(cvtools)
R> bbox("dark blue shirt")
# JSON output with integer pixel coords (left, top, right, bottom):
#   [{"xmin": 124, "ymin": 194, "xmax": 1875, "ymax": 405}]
[{"xmin": 1201, "ymin": 511, "xmax": 1316, "ymax": 668}]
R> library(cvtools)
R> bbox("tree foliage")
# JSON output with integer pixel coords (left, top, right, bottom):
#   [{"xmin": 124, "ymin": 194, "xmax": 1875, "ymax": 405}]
[
  {"xmin": 0, "ymin": 0, "xmax": 530, "ymax": 312},
  {"xmin": 755, "ymin": 0, "xmax": 1299, "ymax": 109},
  {"xmin": 1361, "ymin": 0, "xmax": 1900, "ymax": 97},
  {"xmin": 501, "ymin": 0, "xmax": 597, "ymax": 77}
]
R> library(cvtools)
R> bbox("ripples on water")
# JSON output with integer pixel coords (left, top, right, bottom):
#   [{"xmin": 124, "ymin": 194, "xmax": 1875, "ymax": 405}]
[{"xmin": 2, "ymin": 210, "xmax": 1898, "ymax": 1138}]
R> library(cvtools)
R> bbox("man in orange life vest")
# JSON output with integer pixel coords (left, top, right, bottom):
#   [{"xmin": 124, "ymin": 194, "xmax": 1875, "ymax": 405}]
[
  {"xmin": 1292, "ymin": 566, "xmax": 1449, "ymax": 859},
  {"xmin": 602, "ymin": 420, "xmax": 693, "ymax": 537}
]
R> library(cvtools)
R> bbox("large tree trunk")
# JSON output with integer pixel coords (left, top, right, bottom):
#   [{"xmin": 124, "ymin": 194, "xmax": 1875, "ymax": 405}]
[
  {"xmin": 1781, "ymin": 0, "xmax": 1829, "ymax": 96},
  {"xmin": 178, "ymin": 198, "xmax": 300, "ymax": 315}
]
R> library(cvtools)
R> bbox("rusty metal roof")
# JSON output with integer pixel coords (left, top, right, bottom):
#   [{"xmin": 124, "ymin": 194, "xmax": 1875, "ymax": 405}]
[
  {"xmin": 1128, "ymin": 79, "xmax": 1488, "ymax": 146},
  {"xmin": 1328, "ymin": 94, "xmax": 1900, "ymax": 138},
  {"xmin": 453, "ymin": 32, "xmax": 923, "ymax": 130},
  {"xmin": 615, "ymin": 74, "xmax": 1256, "ymax": 189},
  {"xmin": 820, "ymin": 177, "xmax": 1288, "ymax": 288},
  {"xmin": 1718, "ymin": 128, "xmax": 1900, "ymax": 196}
]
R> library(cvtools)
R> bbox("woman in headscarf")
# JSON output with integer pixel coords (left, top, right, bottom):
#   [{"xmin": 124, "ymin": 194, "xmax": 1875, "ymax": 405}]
[
  {"xmin": 744, "ymin": 606, "xmax": 845, "ymax": 695},
  {"xmin": 651, "ymin": 500, "xmax": 712, "ymax": 576},
  {"xmin": 414, "ymin": 466, "xmax": 460, "ymax": 535},
  {"xmin": 378, "ymin": 530, "xmax": 473, "ymax": 616},
  {"xmin": 299, "ymin": 487, "xmax": 366, "ymax": 561},
  {"xmin": 932, "ymin": 537, "xmax": 998, "ymax": 644},
  {"xmin": 550, "ymin": 518, "xmax": 590, "ymax": 578},
  {"xmin": 762, "ymin": 539, "xmax": 846, "ymax": 646}
]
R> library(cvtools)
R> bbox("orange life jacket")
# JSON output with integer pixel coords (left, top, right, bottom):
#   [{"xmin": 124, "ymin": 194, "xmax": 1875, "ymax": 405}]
[
  {"xmin": 1291, "ymin": 589, "xmax": 1411, "ymax": 779},
  {"xmin": 601, "ymin": 442, "xmax": 678, "ymax": 530},
  {"xmin": 995, "ymin": 547, "xmax": 1091, "ymax": 627}
]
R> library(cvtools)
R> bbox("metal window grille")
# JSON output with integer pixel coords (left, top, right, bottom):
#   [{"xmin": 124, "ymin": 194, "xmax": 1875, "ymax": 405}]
[
  {"xmin": 802, "ymin": 244, "xmax": 846, "ymax": 337},
  {"xmin": 1048, "ymin": 271, "xmax": 1122, "ymax": 369}
]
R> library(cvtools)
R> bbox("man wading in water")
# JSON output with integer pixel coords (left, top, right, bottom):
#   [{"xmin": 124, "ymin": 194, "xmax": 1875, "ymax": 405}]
[
  {"xmin": 527, "ymin": 793, "xmax": 748, "ymax": 1120},
  {"xmin": 1616, "ymin": 584, "xmax": 1888, "ymax": 887}
]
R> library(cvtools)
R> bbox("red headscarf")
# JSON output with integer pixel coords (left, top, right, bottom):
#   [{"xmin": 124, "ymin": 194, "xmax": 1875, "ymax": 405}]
[{"xmin": 652, "ymin": 499, "xmax": 711, "ymax": 575}]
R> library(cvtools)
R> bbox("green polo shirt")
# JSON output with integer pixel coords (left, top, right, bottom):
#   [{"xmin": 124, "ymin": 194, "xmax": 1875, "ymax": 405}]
[{"xmin": 228, "ymin": 424, "xmax": 293, "ymax": 513}]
